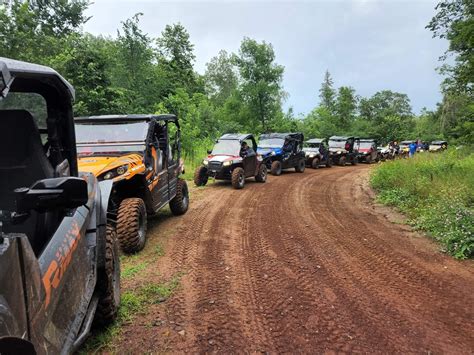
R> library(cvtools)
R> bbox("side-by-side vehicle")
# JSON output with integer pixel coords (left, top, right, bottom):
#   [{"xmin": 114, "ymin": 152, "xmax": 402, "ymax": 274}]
[
  {"xmin": 75, "ymin": 114, "xmax": 189, "ymax": 254},
  {"xmin": 303, "ymin": 138, "xmax": 333, "ymax": 168},
  {"xmin": 257, "ymin": 133, "xmax": 306, "ymax": 175},
  {"xmin": 328, "ymin": 136, "xmax": 360, "ymax": 166},
  {"xmin": 194, "ymin": 134, "xmax": 267, "ymax": 189},
  {"xmin": 0, "ymin": 57, "xmax": 120, "ymax": 354}
]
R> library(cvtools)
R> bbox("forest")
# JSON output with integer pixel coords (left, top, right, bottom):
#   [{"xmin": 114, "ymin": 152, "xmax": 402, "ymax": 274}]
[{"xmin": 1, "ymin": 0, "xmax": 472, "ymax": 161}]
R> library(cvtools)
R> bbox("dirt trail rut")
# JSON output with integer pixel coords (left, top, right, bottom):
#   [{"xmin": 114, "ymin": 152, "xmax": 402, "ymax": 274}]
[{"xmin": 115, "ymin": 165, "xmax": 474, "ymax": 354}]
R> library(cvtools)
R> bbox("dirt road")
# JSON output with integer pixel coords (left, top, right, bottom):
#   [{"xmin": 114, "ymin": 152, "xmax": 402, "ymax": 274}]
[{"xmin": 113, "ymin": 165, "xmax": 474, "ymax": 354}]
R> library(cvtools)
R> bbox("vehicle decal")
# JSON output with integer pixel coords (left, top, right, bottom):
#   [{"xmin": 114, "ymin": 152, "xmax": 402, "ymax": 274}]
[{"xmin": 42, "ymin": 221, "xmax": 81, "ymax": 308}]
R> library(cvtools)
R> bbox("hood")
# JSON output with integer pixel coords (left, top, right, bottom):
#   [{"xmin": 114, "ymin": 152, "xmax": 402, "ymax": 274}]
[
  {"xmin": 329, "ymin": 147, "xmax": 347, "ymax": 153},
  {"xmin": 78, "ymin": 154, "xmax": 144, "ymax": 177},
  {"xmin": 302, "ymin": 147, "xmax": 319, "ymax": 152},
  {"xmin": 257, "ymin": 147, "xmax": 283, "ymax": 156},
  {"xmin": 359, "ymin": 148, "xmax": 372, "ymax": 153},
  {"xmin": 429, "ymin": 145, "xmax": 442, "ymax": 151},
  {"xmin": 207, "ymin": 155, "xmax": 238, "ymax": 163}
]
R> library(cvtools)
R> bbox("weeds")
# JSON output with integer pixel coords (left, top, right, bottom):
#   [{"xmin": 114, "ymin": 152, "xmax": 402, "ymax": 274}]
[{"xmin": 371, "ymin": 148, "xmax": 474, "ymax": 259}]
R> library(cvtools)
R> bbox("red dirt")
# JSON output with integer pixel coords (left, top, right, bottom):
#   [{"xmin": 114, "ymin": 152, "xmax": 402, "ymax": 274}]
[{"xmin": 113, "ymin": 165, "xmax": 474, "ymax": 354}]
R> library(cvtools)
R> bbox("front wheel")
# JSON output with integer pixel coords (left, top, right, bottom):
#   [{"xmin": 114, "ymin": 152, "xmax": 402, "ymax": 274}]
[
  {"xmin": 170, "ymin": 178, "xmax": 189, "ymax": 215},
  {"xmin": 326, "ymin": 157, "xmax": 333, "ymax": 168},
  {"xmin": 270, "ymin": 160, "xmax": 282, "ymax": 176},
  {"xmin": 351, "ymin": 156, "xmax": 358, "ymax": 165},
  {"xmin": 117, "ymin": 198, "xmax": 147, "ymax": 254},
  {"xmin": 295, "ymin": 159, "xmax": 305, "ymax": 173},
  {"xmin": 365, "ymin": 155, "xmax": 372, "ymax": 164},
  {"xmin": 311, "ymin": 158, "xmax": 320, "ymax": 169},
  {"xmin": 94, "ymin": 224, "xmax": 121, "ymax": 326},
  {"xmin": 231, "ymin": 167, "xmax": 245, "ymax": 189},
  {"xmin": 255, "ymin": 163, "xmax": 267, "ymax": 182},
  {"xmin": 338, "ymin": 156, "xmax": 346, "ymax": 166},
  {"xmin": 194, "ymin": 166, "xmax": 208, "ymax": 186}
]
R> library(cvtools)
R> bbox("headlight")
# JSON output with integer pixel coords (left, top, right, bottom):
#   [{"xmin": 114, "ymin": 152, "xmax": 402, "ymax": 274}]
[
  {"xmin": 309, "ymin": 153, "xmax": 315, "ymax": 158},
  {"xmin": 337, "ymin": 151, "xmax": 341, "ymax": 154},
  {"xmin": 102, "ymin": 165, "xmax": 128, "ymax": 180},
  {"xmin": 271, "ymin": 151, "xmax": 276, "ymax": 156},
  {"xmin": 223, "ymin": 160, "xmax": 232, "ymax": 166},
  {"xmin": 203, "ymin": 160, "xmax": 209, "ymax": 166},
  {"xmin": 117, "ymin": 165, "xmax": 127, "ymax": 175},
  {"xmin": 103, "ymin": 171, "xmax": 114, "ymax": 180}
]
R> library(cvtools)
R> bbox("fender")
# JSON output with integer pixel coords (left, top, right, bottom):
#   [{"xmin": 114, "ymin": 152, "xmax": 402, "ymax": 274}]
[{"xmin": 98, "ymin": 180, "xmax": 114, "ymax": 227}]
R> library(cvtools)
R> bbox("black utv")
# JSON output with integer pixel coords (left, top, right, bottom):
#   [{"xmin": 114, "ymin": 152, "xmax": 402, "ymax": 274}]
[
  {"xmin": 257, "ymin": 133, "xmax": 306, "ymax": 175},
  {"xmin": 328, "ymin": 136, "xmax": 360, "ymax": 166},
  {"xmin": 194, "ymin": 134, "xmax": 267, "ymax": 189},
  {"xmin": 0, "ymin": 58, "xmax": 120, "ymax": 354},
  {"xmin": 303, "ymin": 138, "xmax": 333, "ymax": 168}
]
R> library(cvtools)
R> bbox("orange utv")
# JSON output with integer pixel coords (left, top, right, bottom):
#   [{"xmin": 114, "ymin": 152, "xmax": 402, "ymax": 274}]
[{"xmin": 75, "ymin": 114, "xmax": 189, "ymax": 253}]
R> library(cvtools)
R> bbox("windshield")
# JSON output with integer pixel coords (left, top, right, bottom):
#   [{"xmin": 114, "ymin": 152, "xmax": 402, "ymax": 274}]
[
  {"xmin": 329, "ymin": 140, "xmax": 346, "ymax": 148},
  {"xmin": 211, "ymin": 140, "xmax": 241, "ymax": 156},
  {"xmin": 76, "ymin": 122, "xmax": 148, "ymax": 156},
  {"xmin": 360, "ymin": 142, "xmax": 373, "ymax": 148},
  {"xmin": 259, "ymin": 138, "xmax": 284, "ymax": 148}
]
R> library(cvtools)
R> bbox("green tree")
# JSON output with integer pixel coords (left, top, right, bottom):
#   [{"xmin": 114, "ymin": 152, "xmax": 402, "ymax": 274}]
[
  {"xmin": 319, "ymin": 70, "xmax": 336, "ymax": 112},
  {"xmin": 204, "ymin": 50, "xmax": 239, "ymax": 106},
  {"xmin": 156, "ymin": 23, "xmax": 200, "ymax": 94},
  {"xmin": 234, "ymin": 37, "xmax": 285, "ymax": 132},
  {"xmin": 335, "ymin": 86, "xmax": 358, "ymax": 128}
]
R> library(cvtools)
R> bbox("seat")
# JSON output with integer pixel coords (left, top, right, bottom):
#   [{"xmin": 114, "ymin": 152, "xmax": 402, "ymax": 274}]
[{"xmin": 0, "ymin": 110, "xmax": 55, "ymax": 255}]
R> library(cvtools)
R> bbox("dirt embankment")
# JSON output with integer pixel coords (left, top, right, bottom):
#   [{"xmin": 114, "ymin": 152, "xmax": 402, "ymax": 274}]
[{"xmin": 108, "ymin": 165, "xmax": 474, "ymax": 354}]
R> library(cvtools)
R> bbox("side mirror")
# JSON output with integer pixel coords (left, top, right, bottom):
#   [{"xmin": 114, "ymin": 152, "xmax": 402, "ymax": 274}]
[
  {"xmin": 207, "ymin": 149, "xmax": 212, "ymax": 155},
  {"xmin": 15, "ymin": 177, "xmax": 88, "ymax": 213}
]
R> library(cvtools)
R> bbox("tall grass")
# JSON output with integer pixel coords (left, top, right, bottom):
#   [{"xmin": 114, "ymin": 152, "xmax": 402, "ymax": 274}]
[
  {"xmin": 182, "ymin": 140, "xmax": 212, "ymax": 181},
  {"xmin": 370, "ymin": 148, "xmax": 474, "ymax": 259}
]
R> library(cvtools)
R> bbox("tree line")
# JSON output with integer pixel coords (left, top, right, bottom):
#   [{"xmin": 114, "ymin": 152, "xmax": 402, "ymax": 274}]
[{"xmin": 1, "ymin": 0, "xmax": 472, "ymax": 152}]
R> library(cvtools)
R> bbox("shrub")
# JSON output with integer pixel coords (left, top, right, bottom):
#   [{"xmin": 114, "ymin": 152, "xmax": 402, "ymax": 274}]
[{"xmin": 371, "ymin": 148, "xmax": 474, "ymax": 259}]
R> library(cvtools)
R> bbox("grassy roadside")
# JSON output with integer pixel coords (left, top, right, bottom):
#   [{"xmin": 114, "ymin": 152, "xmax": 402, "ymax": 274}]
[{"xmin": 370, "ymin": 148, "xmax": 474, "ymax": 259}]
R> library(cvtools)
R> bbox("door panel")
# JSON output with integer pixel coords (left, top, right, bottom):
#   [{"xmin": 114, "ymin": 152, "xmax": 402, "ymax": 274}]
[
  {"xmin": 168, "ymin": 162, "xmax": 178, "ymax": 200},
  {"xmin": 243, "ymin": 156, "xmax": 257, "ymax": 177}
]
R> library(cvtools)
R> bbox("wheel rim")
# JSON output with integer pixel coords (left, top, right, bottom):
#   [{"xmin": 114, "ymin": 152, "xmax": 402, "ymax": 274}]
[
  {"xmin": 138, "ymin": 212, "xmax": 146, "ymax": 244},
  {"xmin": 182, "ymin": 184, "xmax": 189, "ymax": 208},
  {"xmin": 261, "ymin": 167, "xmax": 267, "ymax": 181},
  {"xmin": 239, "ymin": 173, "xmax": 244, "ymax": 186},
  {"xmin": 112, "ymin": 242, "xmax": 120, "ymax": 306}
]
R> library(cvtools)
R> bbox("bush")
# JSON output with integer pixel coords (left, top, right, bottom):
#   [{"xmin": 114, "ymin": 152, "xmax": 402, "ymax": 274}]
[{"xmin": 371, "ymin": 148, "xmax": 474, "ymax": 259}]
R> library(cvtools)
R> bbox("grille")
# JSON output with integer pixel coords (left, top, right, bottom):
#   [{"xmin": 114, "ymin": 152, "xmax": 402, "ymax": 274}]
[{"xmin": 209, "ymin": 161, "xmax": 222, "ymax": 171}]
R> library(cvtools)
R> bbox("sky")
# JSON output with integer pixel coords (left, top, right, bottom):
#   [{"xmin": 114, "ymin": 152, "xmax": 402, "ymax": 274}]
[{"xmin": 83, "ymin": 0, "xmax": 448, "ymax": 116}]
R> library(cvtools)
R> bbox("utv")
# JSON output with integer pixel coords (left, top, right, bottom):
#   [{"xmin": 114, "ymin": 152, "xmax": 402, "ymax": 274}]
[
  {"xmin": 194, "ymin": 134, "xmax": 267, "ymax": 189},
  {"xmin": 75, "ymin": 114, "xmax": 189, "ymax": 254},
  {"xmin": 328, "ymin": 136, "xmax": 360, "ymax": 166},
  {"xmin": 257, "ymin": 133, "xmax": 306, "ymax": 175},
  {"xmin": 399, "ymin": 140, "xmax": 414, "ymax": 158},
  {"xmin": 303, "ymin": 138, "xmax": 333, "ymax": 168},
  {"xmin": 0, "ymin": 58, "xmax": 120, "ymax": 354},
  {"xmin": 358, "ymin": 139, "xmax": 379, "ymax": 163},
  {"xmin": 429, "ymin": 140, "xmax": 448, "ymax": 152}
]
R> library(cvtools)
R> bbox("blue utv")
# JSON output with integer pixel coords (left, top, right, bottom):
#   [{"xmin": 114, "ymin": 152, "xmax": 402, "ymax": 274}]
[{"xmin": 257, "ymin": 133, "xmax": 306, "ymax": 175}]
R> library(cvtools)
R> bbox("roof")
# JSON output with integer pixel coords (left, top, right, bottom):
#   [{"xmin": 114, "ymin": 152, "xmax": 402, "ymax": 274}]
[
  {"xmin": 400, "ymin": 140, "xmax": 415, "ymax": 144},
  {"xmin": 359, "ymin": 139, "xmax": 376, "ymax": 142},
  {"xmin": 306, "ymin": 138, "xmax": 324, "ymax": 144},
  {"xmin": 219, "ymin": 133, "xmax": 254, "ymax": 141},
  {"xmin": 431, "ymin": 140, "xmax": 447, "ymax": 144},
  {"xmin": 0, "ymin": 57, "xmax": 75, "ymax": 99},
  {"xmin": 259, "ymin": 132, "xmax": 304, "ymax": 141},
  {"xmin": 75, "ymin": 114, "xmax": 178, "ymax": 124},
  {"xmin": 329, "ymin": 136, "xmax": 353, "ymax": 140}
]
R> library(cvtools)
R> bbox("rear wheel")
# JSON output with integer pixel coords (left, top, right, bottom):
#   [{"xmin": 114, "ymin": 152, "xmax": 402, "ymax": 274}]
[
  {"xmin": 117, "ymin": 198, "xmax": 147, "ymax": 254},
  {"xmin": 326, "ymin": 157, "xmax": 333, "ymax": 168},
  {"xmin": 311, "ymin": 157, "xmax": 320, "ymax": 169},
  {"xmin": 338, "ymin": 156, "xmax": 346, "ymax": 166},
  {"xmin": 94, "ymin": 224, "xmax": 120, "ymax": 326},
  {"xmin": 170, "ymin": 178, "xmax": 189, "ymax": 215},
  {"xmin": 271, "ymin": 160, "xmax": 282, "ymax": 176},
  {"xmin": 194, "ymin": 166, "xmax": 208, "ymax": 186},
  {"xmin": 231, "ymin": 167, "xmax": 245, "ymax": 189},
  {"xmin": 255, "ymin": 163, "xmax": 267, "ymax": 182},
  {"xmin": 295, "ymin": 159, "xmax": 305, "ymax": 173}
]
